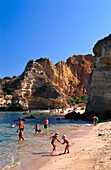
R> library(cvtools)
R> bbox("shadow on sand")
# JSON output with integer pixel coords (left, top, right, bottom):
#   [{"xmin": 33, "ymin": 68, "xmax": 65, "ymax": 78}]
[{"xmin": 32, "ymin": 151, "xmax": 65, "ymax": 157}]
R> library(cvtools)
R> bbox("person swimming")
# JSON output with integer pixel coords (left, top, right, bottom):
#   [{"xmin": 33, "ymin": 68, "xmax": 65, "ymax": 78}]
[{"xmin": 11, "ymin": 123, "xmax": 14, "ymax": 128}]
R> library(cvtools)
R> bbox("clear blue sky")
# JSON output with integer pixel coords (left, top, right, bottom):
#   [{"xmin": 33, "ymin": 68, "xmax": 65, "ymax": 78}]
[{"xmin": 0, "ymin": 0, "xmax": 111, "ymax": 78}]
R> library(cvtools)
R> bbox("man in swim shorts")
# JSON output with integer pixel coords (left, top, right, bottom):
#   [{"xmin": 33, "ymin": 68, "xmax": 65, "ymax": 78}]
[
  {"xmin": 16, "ymin": 118, "xmax": 25, "ymax": 140},
  {"xmin": 44, "ymin": 117, "xmax": 50, "ymax": 128}
]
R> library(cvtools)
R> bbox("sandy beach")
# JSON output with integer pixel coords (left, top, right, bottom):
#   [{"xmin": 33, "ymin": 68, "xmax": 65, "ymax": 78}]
[
  {"xmin": 13, "ymin": 119, "xmax": 111, "ymax": 170},
  {"xmin": 39, "ymin": 121, "xmax": 111, "ymax": 170},
  {"xmin": 30, "ymin": 104, "xmax": 86, "ymax": 115}
]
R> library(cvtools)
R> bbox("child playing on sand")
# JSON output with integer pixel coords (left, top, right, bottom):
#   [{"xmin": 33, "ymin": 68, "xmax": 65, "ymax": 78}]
[
  {"xmin": 50, "ymin": 132, "xmax": 61, "ymax": 151},
  {"xmin": 62, "ymin": 135, "xmax": 71, "ymax": 154}
]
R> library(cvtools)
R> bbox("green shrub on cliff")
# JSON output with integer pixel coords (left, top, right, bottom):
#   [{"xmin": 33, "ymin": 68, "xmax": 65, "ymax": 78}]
[
  {"xmin": 66, "ymin": 94, "xmax": 88, "ymax": 105},
  {"xmin": 40, "ymin": 82, "xmax": 52, "ymax": 91},
  {"xmin": 75, "ymin": 94, "xmax": 88, "ymax": 104},
  {"xmin": 3, "ymin": 91, "xmax": 7, "ymax": 96},
  {"xmin": 3, "ymin": 76, "xmax": 11, "ymax": 80},
  {"xmin": 66, "ymin": 97, "xmax": 75, "ymax": 105}
]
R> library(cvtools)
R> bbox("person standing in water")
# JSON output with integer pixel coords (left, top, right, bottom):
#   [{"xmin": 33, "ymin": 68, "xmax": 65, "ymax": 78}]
[
  {"xmin": 44, "ymin": 117, "xmax": 50, "ymax": 128},
  {"xmin": 34, "ymin": 122, "xmax": 41, "ymax": 133},
  {"xmin": 16, "ymin": 118, "xmax": 25, "ymax": 140},
  {"xmin": 34, "ymin": 122, "xmax": 39, "ymax": 133}
]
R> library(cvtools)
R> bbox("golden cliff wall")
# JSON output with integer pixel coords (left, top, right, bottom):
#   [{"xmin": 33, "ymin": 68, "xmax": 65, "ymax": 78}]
[
  {"xmin": 0, "ymin": 54, "xmax": 96, "ymax": 111},
  {"xmin": 86, "ymin": 34, "xmax": 111, "ymax": 119}
]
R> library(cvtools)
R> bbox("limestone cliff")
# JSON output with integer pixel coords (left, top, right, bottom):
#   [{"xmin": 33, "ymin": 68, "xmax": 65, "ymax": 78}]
[
  {"xmin": 86, "ymin": 34, "xmax": 111, "ymax": 119},
  {"xmin": 67, "ymin": 54, "xmax": 96, "ymax": 96},
  {"xmin": 0, "ymin": 55, "xmax": 96, "ymax": 111}
]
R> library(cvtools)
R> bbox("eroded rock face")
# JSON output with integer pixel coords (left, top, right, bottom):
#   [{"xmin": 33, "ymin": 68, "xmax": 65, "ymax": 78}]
[
  {"xmin": 0, "ymin": 55, "xmax": 96, "ymax": 111},
  {"xmin": 93, "ymin": 34, "xmax": 111, "ymax": 67},
  {"xmin": 86, "ymin": 34, "xmax": 111, "ymax": 120},
  {"xmin": 0, "ymin": 95, "xmax": 12, "ymax": 111},
  {"xmin": 10, "ymin": 95, "xmax": 29, "ymax": 111},
  {"xmin": 67, "ymin": 54, "xmax": 96, "ymax": 96},
  {"xmin": 37, "ymin": 59, "xmax": 76, "ymax": 95},
  {"xmin": 21, "ymin": 60, "xmax": 67, "ymax": 109}
]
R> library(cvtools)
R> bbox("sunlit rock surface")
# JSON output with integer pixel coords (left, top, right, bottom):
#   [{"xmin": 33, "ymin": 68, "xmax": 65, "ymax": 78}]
[
  {"xmin": 0, "ymin": 55, "xmax": 96, "ymax": 111},
  {"xmin": 86, "ymin": 34, "xmax": 111, "ymax": 120}
]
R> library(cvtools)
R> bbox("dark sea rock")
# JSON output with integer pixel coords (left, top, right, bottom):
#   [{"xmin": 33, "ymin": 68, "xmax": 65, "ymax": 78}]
[
  {"xmin": 65, "ymin": 111, "xmax": 81, "ymax": 120},
  {"xmin": 25, "ymin": 115, "xmax": 36, "ymax": 119},
  {"xmin": 14, "ymin": 118, "xmax": 25, "ymax": 121},
  {"xmin": 56, "ymin": 118, "xmax": 61, "ymax": 120},
  {"xmin": 23, "ymin": 112, "xmax": 28, "ymax": 114}
]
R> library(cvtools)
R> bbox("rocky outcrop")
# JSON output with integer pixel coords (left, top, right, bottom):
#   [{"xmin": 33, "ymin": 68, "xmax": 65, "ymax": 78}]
[
  {"xmin": 0, "ymin": 95, "xmax": 12, "ymax": 111},
  {"xmin": 0, "ymin": 55, "xmax": 96, "ymax": 111},
  {"xmin": 37, "ymin": 55, "xmax": 96, "ymax": 97},
  {"xmin": 0, "ymin": 60, "xmax": 68, "ymax": 110},
  {"xmin": 67, "ymin": 54, "xmax": 96, "ymax": 96},
  {"xmin": 36, "ymin": 59, "xmax": 77, "ymax": 95},
  {"xmin": 86, "ymin": 34, "xmax": 111, "ymax": 120},
  {"xmin": 65, "ymin": 111, "xmax": 81, "ymax": 120}
]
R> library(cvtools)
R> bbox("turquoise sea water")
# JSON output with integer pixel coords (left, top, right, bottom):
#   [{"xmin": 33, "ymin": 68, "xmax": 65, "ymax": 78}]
[{"xmin": 0, "ymin": 112, "xmax": 92, "ymax": 170}]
